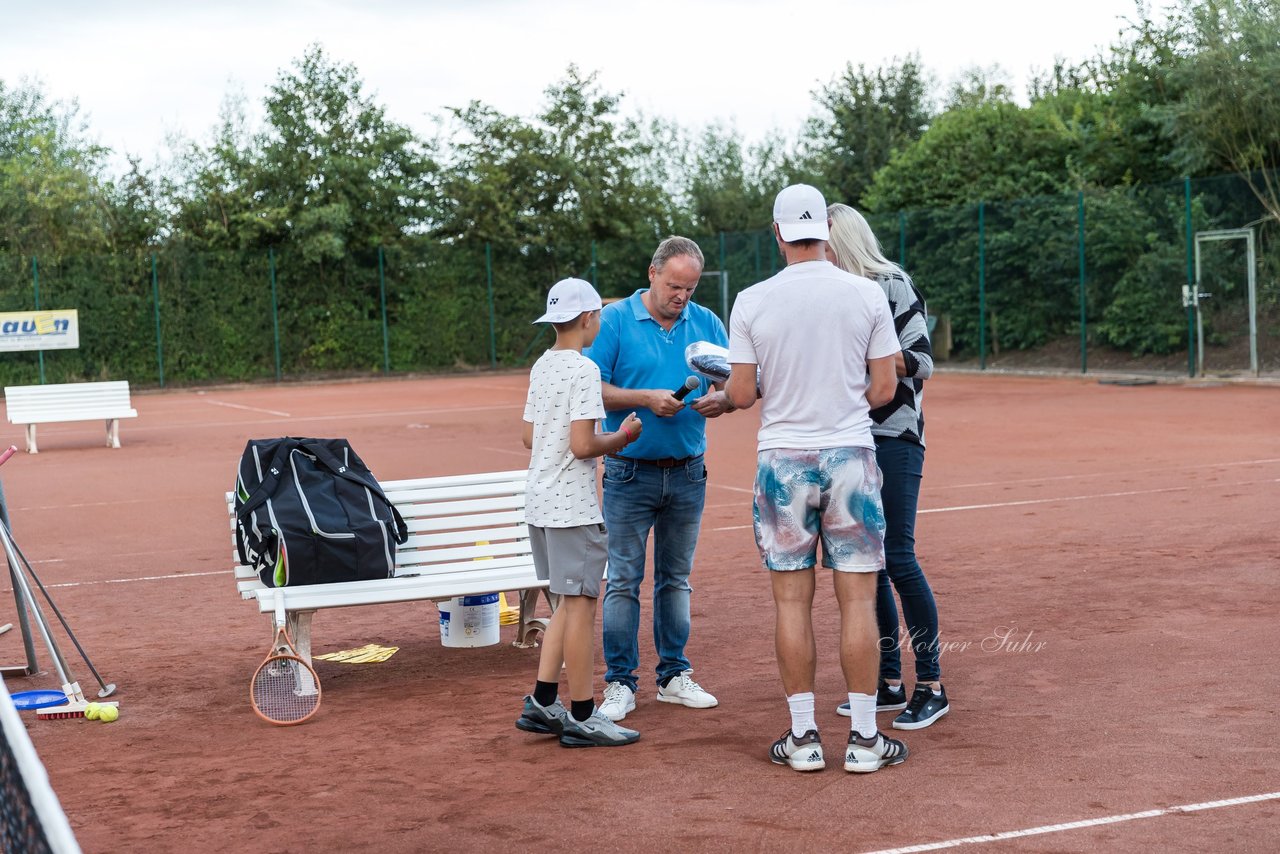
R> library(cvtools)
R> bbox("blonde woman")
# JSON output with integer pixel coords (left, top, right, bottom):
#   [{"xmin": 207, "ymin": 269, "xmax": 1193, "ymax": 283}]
[{"xmin": 826, "ymin": 203, "xmax": 948, "ymax": 730}]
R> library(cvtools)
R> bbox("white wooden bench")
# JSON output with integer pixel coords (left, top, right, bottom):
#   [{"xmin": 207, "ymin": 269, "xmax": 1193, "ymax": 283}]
[
  {"xmin": 227, "ymin": 468, "xmax": 555, "ymax": 665},
  {"xmin": 4, "ymin": 381, "xmax": 138, "ymax": 454}
]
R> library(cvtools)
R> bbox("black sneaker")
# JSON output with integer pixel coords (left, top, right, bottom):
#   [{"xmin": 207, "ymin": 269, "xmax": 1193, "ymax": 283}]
[
  {"xmin": 515, "ymin": 695, "xmax": 567, "ymax": 735},
  {"xmin": 769, "ymin": 728, "xmax": 825, "ymax": 771},
  {"xmin": 836, "ymin": 680, "xmax": 908, "ymax": 716},
  {"xmin": 892, "ymin": 685, "xmax": 949, "ymax": 730},
  {"xmin": 844, "ymin": 730, "xmax": 909, "ymax": 773}
]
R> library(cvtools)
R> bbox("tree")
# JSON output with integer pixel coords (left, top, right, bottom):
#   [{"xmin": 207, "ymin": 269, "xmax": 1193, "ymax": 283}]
[
  {"xmin": 801, "ymin": 56, "xmax": 933, "ymax": 208},
  {"xmin": 257, "ymin": 45, "xmax": 434, "ymax": 261},
  {"xmin": 863, "ymin": 102, "xmax": 1075, "ymax": 211},
  {"xmin": 1162, "ymin": 0, "xmax": 1280, "ymax": 224},
  {"xmin": 944, "ymin": 65, "xmax": 1015, "ymax": 110},
  {"xmin": 684, "ymin": 124, "xmax": 792, "ymax": 233},
  {"xmin": 0, "ymin": 80, "xmax": 111, "ymax": 256},
  {"xmin": 432, "ymin": 66, "xmax": 673, "ymax": 255}
]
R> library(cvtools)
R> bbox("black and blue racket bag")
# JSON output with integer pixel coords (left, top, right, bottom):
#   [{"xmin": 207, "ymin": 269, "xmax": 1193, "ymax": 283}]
[{"xmin": 234, "ymin": 437, "xmax": 408, "ymax": 587}]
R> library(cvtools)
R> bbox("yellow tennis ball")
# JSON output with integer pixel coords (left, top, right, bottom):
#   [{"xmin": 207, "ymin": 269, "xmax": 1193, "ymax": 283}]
[
  {"xmin": 83, "ymin": 702, "xmax": 101, "ymax": 720},
  {"xmin": 97, "ymin": 705, "xmax": 119, "ymax": 723}
]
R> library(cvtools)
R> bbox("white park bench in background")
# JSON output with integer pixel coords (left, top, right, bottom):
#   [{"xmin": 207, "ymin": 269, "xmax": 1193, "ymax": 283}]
[{"xmin": 3, "ymin": 380, "xmax": 138, "ymax": 454}]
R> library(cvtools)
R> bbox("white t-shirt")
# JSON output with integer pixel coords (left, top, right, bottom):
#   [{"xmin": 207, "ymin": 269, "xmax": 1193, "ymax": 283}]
[
  {"xmin": 729, "ymin": 259, "xmax": 900, "ymax": 452},
  {"xmin": 523, "ymin": 349, "xmax": 607, "ymax": 527}
]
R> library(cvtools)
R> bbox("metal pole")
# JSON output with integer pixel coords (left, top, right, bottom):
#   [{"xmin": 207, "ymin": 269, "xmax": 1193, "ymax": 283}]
[
  {"xmin": 590, "ymin": 241, "xmax": 598, "ymax": 288},
  {"xmin": 978, "ymin": 202, "xmax": 986, "ymax": 370},
  {"xmin": 1194, "ymin": 239, "xmax": 1205, "ymax": 377},
  {"xmin": 32, "ymin": 257, "xmax": 44, "ymax": 384},
  {"xmin": 151, "ymin": 254, "xmax": 165, "ymax": 387},
  {"xmin": 718, "ymin": 232, "xmax": 728, "ymax": 324},
  {"xmin": 1078, "ymin": 192, "xmax": 1087, "ymax": 374},
  {"xmin": 485, "ymin": 242, "xmax": 496, "ymax": 369},
  {"xmin": 753, "ymin": 232, "xmax": 761, "ymax": 283},
  {"xmin": 899, "ymin": 211, "xmax": 907, "ymax": 267},
  {"xmin": 1184, "ymin": 177, "xmax": 1195, "ymax": 378},
  {"xmin": 269, "ymin": 248, "xmax": 282, "ymax": 382},
  {"xmin": 378, "ymin": 247, "xmax": 390, "ymax": 374},
  {"xmin": 1247, "ymin": 229, "xmax": 1258, "ymax": 376}
]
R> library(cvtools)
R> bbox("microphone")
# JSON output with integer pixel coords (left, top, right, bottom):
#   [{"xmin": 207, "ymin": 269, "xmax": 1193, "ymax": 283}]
[{"xmin": 672, "ymin": 376, "xmax": 699, "ymax": 401}]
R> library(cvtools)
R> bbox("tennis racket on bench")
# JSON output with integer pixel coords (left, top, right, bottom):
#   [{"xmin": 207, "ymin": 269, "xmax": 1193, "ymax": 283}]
[{"xmin": 250, "ymin": 590, "xmax": 321, "ymax": 725}]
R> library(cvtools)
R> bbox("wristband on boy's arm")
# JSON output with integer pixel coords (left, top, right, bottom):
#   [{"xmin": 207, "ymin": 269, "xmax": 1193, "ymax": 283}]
[{"xmin": 621, "ymin": 425, "xmax": 635, "ymax": 444}]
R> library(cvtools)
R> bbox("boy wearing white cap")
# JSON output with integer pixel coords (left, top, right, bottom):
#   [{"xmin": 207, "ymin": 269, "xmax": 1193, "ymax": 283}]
[
  {"xmin": 516, "ymin": 277, "xmax": 645, "ymax": 747},
  {"xmin": 725, "ymin": 185, "xmax": 909, "ymax": 773}
]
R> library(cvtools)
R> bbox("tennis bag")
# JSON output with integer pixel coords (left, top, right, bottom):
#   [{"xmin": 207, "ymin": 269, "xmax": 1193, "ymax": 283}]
[{"xmin": 234, "ymin": 437, "xmax": 408, "ymax": 587}]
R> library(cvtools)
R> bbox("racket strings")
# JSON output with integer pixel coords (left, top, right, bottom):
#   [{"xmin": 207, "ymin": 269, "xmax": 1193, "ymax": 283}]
[{"xmin": 251, "ymin": 655, "xmax": 320, "ymax": 724}]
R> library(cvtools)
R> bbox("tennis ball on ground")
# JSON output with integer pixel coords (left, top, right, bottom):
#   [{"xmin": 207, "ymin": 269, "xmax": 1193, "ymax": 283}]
[
  {"xmin": 83, "ymin": 702, "xmax": 101, "ymax": 720},
  {"xmin": 97, "ymin": 705, "xmax": 119, "ymax": 723}
]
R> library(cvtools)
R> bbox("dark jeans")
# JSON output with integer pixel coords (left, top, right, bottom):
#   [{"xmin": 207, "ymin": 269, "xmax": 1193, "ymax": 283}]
[
  {"xmin": 874, "ymin": 436, "xmax": 941, "ymax": 682},
  {"xmin": 601, "ymin": 455, "xmax": 707, "ymax": 691}
]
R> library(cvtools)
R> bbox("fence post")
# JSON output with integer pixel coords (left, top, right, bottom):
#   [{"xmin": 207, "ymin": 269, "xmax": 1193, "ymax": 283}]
[
  {"xmin": 151, "ymin": 254, "xmax": 165, "ymax": 387},
  {"xmin": 753, "ymin": 232, "xmax": 761, "ymax": 283},
  {"xmin": 718, "ymin": 231, "xmax": 727, "ymax": 323},
  {"xmin": 485, "ymin": 242, "xmax": 497, "ymax": 368},
  {"xmin": 269, "ymin": 248, "xmax": 282, "ymax": 382},
  {"xmin": 1183, "ymin": 176, "xmax": 1195, "ymax": 378},
  {"xmin": 898, "ymin": 211, "xmax": 907, "ymax": 267},
  {"xmin": 978, "ymin": 202, "xmax": 986, "ymax": 371},
  {"xmin": 1077, "ymin": 192, "xmax": 1087, "ymax": 374},
  {"xmin": 31, "ymin": 256, "xmax": 44, "ymax": 384},
  {"xmin": 378, "ymin": 247, "xmax": 390, "ymax": 374}
]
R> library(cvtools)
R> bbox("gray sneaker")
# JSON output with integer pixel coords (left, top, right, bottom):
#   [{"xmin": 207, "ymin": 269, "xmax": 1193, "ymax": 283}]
[
  {"xmin": 559, "ymin": 709, "xmax": 641, "ymax": 748},
  {"xmin": 515, "ymin": 695, "xmax": 567, "ymax": 735}
]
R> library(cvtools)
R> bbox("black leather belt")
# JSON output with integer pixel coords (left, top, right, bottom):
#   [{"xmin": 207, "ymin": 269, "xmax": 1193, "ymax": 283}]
[{"xmin": 607, "ymin": 454, "xmax": 695, "ymax": 469}]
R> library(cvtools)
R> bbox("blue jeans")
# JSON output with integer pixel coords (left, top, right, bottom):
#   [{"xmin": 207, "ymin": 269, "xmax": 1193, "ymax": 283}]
[
  {"xmin": 601, "ymin": 455, "xmax": 707, "ymax": 691},
  {"xmin": 874, "ymin": 437, "xmax": 942, "ymax": 682}
]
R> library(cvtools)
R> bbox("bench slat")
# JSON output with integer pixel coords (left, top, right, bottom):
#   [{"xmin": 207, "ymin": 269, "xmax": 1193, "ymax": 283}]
[
  {"xmin": 380, "ymin": 470, "xmax": 526, "ymax": 492},
  {"xmin": 5, "ymin": 381, "xmax": 136, "ymax": 424},
  {"xmin": 251, "ymin": 566, "xmax": 545, "ymax": 612}
]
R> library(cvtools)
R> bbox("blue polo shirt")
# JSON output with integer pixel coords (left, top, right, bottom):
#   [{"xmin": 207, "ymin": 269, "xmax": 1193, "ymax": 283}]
[{"xmin": 586, "ymin": 290, "xmax": 729, "ymax": 460}]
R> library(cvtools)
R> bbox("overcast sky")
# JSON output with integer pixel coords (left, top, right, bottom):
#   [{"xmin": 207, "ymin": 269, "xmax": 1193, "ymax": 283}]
[{"xmin": 4, "ymin": 0, "xmax": 1148, "ymax": 176}]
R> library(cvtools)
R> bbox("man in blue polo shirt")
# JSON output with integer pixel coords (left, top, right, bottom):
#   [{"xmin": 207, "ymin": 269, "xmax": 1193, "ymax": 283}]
[{"xmin": 586, "ymin": 236, "xmax": 735, "ymax": 723}]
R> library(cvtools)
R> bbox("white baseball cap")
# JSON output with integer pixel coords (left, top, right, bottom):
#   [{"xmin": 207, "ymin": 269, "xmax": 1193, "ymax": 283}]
[
  {"xmin": 773, "ymin": 183, "xmax": 830, "ymax": 242},
  {"xmin": 533, "ymin": 277, "xmax": 603, "ymax": 324}
]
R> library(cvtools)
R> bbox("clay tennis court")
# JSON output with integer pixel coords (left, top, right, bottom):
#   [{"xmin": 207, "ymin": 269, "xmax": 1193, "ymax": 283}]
[{"xmin": 2, "ymin": 370, "xmax": 1278, "ymax": 852}]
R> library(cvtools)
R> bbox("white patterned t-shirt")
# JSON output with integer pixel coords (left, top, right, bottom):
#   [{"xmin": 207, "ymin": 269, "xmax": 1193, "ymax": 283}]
[{"xmin": 523, "ymin": 349, "xmax": 606, "ymax": 527}]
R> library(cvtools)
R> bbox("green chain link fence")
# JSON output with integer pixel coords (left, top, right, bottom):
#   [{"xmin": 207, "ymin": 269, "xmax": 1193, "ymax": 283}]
[{"xmin": 0, "ymin": 172, "xmax": 1275, "ymax": 389}]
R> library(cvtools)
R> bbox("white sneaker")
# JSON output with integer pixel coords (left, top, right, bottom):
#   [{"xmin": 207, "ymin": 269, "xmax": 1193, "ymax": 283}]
[
  {"xmin": 599, "ymin": 681, "xmax": 636, "ymax": 722},
  {"xmin": 656, "ymin": 670, "xmax": 718, "ymax": 709}
]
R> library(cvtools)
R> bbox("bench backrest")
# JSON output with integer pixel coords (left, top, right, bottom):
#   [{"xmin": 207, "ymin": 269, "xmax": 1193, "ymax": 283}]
[
  {"xmin": 228, "ymin": 468, "xmax": 532, "ymax": 589},
  {"xmin": 4, "ymin": 381, "xmax": 135, "ymax": 422}
]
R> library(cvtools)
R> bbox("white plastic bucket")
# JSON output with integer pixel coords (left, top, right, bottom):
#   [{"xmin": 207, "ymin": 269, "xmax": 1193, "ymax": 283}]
[{"xmin": 439, "ymin": 593, "xmax": 500, "ymax": 648}]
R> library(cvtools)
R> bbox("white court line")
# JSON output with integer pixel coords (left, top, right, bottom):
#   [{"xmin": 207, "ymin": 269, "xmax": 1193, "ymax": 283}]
[
  {"xmin": 932, "ymin": 457, "xmax": 1280, "ymax": 491},
  {"xmin": 861, "ymin": 790, "xmax": 1280, "ymax": 854},
  {"xmin": 709, "ymin": 476, "xmax": 1278, "ymax": 531},
  {"xmin": 710, "ymin": 483, "xmax": 753, "ymax": 494},
  {"xmin": 112, "ymin": 402, "xmax": 522, "ymax": 436},
  {"xmin": 0, "ymin": 570, "xmax": 227, "ymax": 594},
  {"xmin": 201, "ymin": 399, "xmax": 291, "ymax": 417}
]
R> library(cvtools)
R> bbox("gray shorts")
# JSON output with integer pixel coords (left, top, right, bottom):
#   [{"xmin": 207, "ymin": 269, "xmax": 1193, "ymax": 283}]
[{"xmin": 528, "ymin": 523, "xmax": 608, "ymax": 598}]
